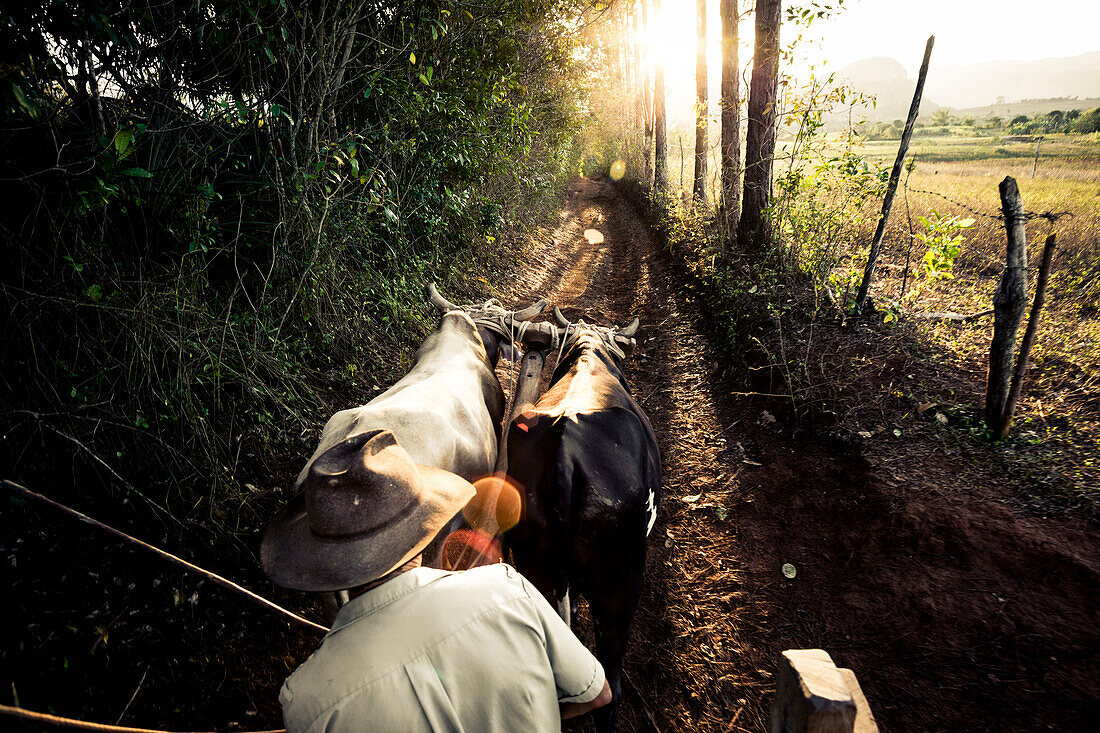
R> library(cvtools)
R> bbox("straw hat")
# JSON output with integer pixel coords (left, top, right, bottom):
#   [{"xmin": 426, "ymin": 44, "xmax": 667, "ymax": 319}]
[{"xmin": 261, "ymin": 429, "xmax": 475, "ymax": 591}]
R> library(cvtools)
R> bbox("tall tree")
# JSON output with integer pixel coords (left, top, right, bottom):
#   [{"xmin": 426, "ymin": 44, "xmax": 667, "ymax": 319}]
[
  {"xmin": 692, "ymin": 0, "xmax": 709, "ymax": 205},
  {"xmin": 641, "ymin": 0, "xmax": 654, "ymax": 187},
  {"xmin": 738, "ymin": 0, "xmax": 781, "ymax": 251},
  {"xmin": 720, "ymin": 0, "xmax": 740, "ymax": 238},
  {"xmin": 653, "ymin": 0, "xmax": 668, "ymax": 194}
]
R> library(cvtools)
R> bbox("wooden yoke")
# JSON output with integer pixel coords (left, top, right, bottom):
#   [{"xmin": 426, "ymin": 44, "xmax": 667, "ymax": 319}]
[{"xmin": 441, "ymin": 326, "xmax": 552, "ymax": 571}]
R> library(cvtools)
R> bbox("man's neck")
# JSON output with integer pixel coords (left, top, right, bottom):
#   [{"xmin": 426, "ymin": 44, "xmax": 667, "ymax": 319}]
[{"xmin": 347, "ymin": 556, "xmax": 422, "ymax": 598}]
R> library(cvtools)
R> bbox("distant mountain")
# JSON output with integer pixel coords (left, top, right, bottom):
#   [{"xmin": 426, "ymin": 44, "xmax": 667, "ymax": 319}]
[
  {"xmin": 928, "ymin": 52, "xmax": 1100, "ymax": 109},
  {"xmin": 834, "ymin": 51, "xmax": 1100, "ymax": 120},
  {"xmin": 955, "ymin": 97, "xmax": 1100, "ymax": 119},
  {"xmin": 833, "ymin": 57, "xmax": 939, "ymax": 121}
]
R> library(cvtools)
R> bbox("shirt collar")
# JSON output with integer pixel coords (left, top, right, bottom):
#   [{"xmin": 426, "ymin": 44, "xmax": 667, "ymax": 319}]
[{"xmin": 329, "ymin": 566, "xmax": 453, "ymax": 634}]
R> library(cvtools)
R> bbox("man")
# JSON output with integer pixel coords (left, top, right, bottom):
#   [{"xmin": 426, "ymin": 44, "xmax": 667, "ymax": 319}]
[{"xmin": 261, "ymin": 429, "xmax": 611, "ymax": 732}]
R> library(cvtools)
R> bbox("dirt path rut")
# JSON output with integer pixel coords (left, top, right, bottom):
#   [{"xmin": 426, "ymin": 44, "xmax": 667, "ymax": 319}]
[
  {"xmin": 502, "ymin": 178, "xmax": 775, "ymax": 731},
  {"xmin": 499, "ymin": 177, "xmax": 1100, "ymax": 733}
]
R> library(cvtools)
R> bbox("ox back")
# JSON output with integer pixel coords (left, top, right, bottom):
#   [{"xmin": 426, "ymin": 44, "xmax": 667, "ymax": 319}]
[
  {"xmin": 505, "ymin": 331, "xmax": 661, "ymax": 732},
  {"xmin": 294, "ymin": 311, "xmax": 505, "ymax": 492}
]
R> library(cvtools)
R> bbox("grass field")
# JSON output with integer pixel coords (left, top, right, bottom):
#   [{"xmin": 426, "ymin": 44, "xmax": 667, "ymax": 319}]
[
  {"xmin": 660, "ymin": 127, "xmax": 1099, "ymax": 513},
  {"xmin": 854, "ymin": 133, "xmax": 1100, "ymax": 512}
]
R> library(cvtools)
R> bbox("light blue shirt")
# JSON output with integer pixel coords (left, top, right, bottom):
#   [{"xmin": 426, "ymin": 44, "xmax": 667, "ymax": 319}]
[{"xmin": 280, "ymin": 564, "xmax": 605, "ymax": 733}]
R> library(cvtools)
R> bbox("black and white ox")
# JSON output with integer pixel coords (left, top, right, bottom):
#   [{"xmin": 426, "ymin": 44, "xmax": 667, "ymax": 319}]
[
  {"xmin": 505, "ymin": 309, "xmax": 662, "ymax": 732},
  {"xmin": 293, "ymin": 283, "xmax": 545, "ymax": 586}
]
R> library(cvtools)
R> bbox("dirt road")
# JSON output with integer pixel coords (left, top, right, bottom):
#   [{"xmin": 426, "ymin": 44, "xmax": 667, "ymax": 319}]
[{"xmin": 501, "ymin": 178, "xmax": 1100, "ymax": 732}]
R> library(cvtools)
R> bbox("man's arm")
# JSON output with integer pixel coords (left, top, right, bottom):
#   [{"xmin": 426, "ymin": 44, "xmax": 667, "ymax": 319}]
[{"xmin": 560, "ymin": 679, "xmax": 612, "ymax": 719}]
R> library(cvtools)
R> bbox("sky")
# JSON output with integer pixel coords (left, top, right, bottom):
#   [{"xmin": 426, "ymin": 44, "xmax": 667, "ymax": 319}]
[
  {"xmin": 645, "ymin": 0, "xmax": 1100, "ymax": 127},
  {"xmin": 802, "ymin": 0, "xmax": 1100, "ymax": 74}
]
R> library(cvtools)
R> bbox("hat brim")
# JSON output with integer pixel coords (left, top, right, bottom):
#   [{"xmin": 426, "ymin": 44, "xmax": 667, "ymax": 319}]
[{"xmin": 260, "ymin": 465, "xmax": 475, "ymax": 592}]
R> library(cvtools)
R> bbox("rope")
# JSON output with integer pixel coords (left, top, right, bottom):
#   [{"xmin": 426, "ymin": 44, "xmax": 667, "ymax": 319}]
[
  {"xmin": 554, "ymin": 320, "xmax": 628, "ymax": 361},
  {"xmin": 1, "ymin": 480, "xmax": 328, "ymax": 634},
  {"xmin": 0, "ymin": 704, "xmax": 284, "ymax": 733}
]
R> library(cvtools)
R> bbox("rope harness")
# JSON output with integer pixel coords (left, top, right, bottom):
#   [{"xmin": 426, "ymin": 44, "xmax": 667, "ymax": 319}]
[
  {"xmin": 458, "ymin": 298, "xmax": 534, "ymax": 350},
  {"xmin": 554, "ymin": 320, "xmax": 629, "ymax": 363}
]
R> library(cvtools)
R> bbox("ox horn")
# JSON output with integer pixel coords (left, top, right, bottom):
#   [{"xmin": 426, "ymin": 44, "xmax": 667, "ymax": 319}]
[
  {"xmin": 427, "ymin": 282, "xmax": 460, "ymax": 313},
  {"xmin": 553, "ymin": 307, "xmax": 573, "ymax": 328},
  {"xmin": 619, "ymin": 317, "xmax": 640, "ymax": 338},
  {"xmin": 512, "ymin": 298, "xmax": 548, "ymax": 321}
]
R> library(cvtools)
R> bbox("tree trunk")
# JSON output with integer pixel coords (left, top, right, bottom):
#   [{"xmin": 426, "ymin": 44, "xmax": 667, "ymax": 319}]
[
  {"xmin": 985, "ymin": 176, "xmax": 1030, "ymax": 432},
  {"xmin": 720, "ymin": 0, "xmax": 741, "ymax": 239},
  {"xmin": 999, "ymin": 233, "xmax": 1056, "ymax": 436},
  {"xmin": 641, "ymin": 0, "xmax": 654, "ymax": 187},
  {"xmin": 653, "ymin": 0, "xmax": 668, "ymax": 194},
  {"xmin": 854, "ymin": 36, "xmax": 934, "ymax": 312},
  {"xmin": 692, "ymin": 0, "xmax": 709, "ymax": 206},
  {"xmin": 737, "ymin": 0, "xmax": 781, "ymax": 251}
]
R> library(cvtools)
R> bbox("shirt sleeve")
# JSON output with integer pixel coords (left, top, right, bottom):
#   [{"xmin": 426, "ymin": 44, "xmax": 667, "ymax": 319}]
[{"xmin": 517, "ymin": 572, "xmax": 606, "ymax": 703}]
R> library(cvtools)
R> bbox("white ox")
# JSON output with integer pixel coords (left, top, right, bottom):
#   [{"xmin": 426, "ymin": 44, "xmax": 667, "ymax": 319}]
[{"xmin": 295, "ymin": 284, "xmax": 545, "ymax": 490}]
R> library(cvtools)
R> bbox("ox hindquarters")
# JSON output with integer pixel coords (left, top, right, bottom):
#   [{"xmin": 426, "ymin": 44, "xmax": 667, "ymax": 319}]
[{"xmin": 508, "ymin": 406, "xmax": 659, "ymax": 732}]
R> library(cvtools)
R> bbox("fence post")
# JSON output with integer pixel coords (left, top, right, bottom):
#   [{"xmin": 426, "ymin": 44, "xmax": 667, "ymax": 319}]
[
  {"xmin": 854, "ymin": 35, "xmax": 934, "ymax": 313},
  {"xmin": 985, "ymin": 176, "xmax": 1029, "ymax": 432},
  {"xmin": 769, "ymin": 649, "xmax": 878, "ymax": 733},
  {"xmin": 999, "ymin": 233, "xmax": 1056, "ymax": 436}
]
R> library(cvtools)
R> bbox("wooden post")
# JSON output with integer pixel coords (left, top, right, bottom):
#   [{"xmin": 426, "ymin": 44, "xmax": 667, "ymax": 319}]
[
  {"xmin": 854, "ymin": 36, "xmax": 934, "ymax": 313},
  {"xmin": 1032, "ymin": 136, "xmax": 1043, "ymax": 178},
  {"xmin": 769, "ymin": 649, "xmax": 878, "ymax": 733},
  {"xmin": 998, "ymin": 233, "xmax": 1055, "ymax": 436},
  {"xmin": 985, "ymin": 176, "xmax": 1029, "ymax": 432}
]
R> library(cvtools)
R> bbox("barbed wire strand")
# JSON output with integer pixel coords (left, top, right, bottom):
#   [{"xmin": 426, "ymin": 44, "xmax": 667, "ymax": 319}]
[
  {"xmin": 903, "ymin": 184, "xmax": 1074, "ymax": 224},
  {"xmin": 0, "ymin": 704, "xmax": 284, "ymax": 733},
  {"xmin": 1, "ymin": 480, "xmax": 327, "ymax": 634}
]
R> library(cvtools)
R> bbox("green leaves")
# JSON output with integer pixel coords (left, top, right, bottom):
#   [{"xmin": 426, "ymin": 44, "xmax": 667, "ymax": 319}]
[
  {"xmin": 113, "ymin": 130, "xmax": 134, "ymax": 159},
  {"xmin": 11, "ymin": 83, "xmax": 37, "ymax": 120},
  {"xmin": 916, "ymin": 211, "xmax": 975, "ymax": 285}
]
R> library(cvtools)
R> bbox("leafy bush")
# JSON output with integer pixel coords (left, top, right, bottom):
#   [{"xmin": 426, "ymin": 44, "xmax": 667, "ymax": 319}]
[
  {"xmin": 0, "ymin": 0, "xmax": 585, "ymax": 540},
  {"xmin": 916, "ymin": 211, "xmax": 974, "ymax": 285}
]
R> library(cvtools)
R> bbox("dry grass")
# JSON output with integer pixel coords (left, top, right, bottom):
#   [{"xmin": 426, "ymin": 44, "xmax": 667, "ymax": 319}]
[{"xmin": 851, "ymin": 133, "xmax": 1100, "ymax": 514}]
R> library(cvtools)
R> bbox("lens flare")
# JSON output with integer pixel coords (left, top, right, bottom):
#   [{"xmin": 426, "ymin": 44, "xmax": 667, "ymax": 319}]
[
  {"xmin": 438, "ymin": 528, "xmax": 502, "ymax": 571},
  {"xmin": 609, "ymin": 159, "xmax": 626, "ymax": 181},
  {"xmin": 464, "ymin": 474, "xmax": 523, "ymax": 533},
  {"xmin": 583, "ymin": 228, "xmax": 605, "ymax": 245}
]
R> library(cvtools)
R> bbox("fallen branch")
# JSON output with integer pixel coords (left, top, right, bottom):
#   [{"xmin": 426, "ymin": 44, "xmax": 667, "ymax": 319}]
[
  {"xmin": 2, "ymin": 479, "xmax": 327, "ymax": 634},
  {"xmin": 906, "ymin": 308, "xmax": 994, "ymax": 323},
  {"xmin": 0, "ymin": 704, "xmax": 284, "ymax": 733}
]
